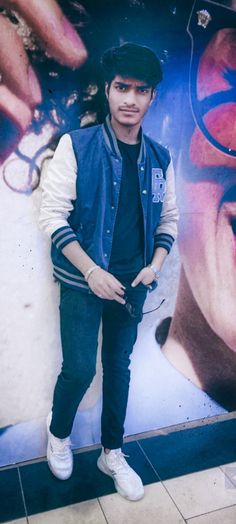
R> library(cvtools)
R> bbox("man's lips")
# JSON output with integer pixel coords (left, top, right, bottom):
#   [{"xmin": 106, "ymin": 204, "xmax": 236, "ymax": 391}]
[{"xmin": 119, "ymin": 108, "xmax": 139, "ymax": 113}]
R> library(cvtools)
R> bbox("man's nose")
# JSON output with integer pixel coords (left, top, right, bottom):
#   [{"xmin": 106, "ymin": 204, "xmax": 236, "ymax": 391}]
[{"xmin": 123, "ymin": 89, "xmax": 136, "ymax": 105}]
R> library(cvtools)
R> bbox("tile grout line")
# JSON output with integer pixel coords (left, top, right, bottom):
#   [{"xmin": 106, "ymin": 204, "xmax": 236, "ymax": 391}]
[
  {"xmin": 136, "ymin": 440, "xmax": 187, "ymax": 523},
  {"xmin": 219, "ymin": 464, "xmax": 236, "ymax": 489},
  {"xmin": 97, "ymin": 497, "xmax": 109, "ymax": 524},
  {"xmin": 17, "ymin": 467, "xmax": 29, "ymax": 524},
  {"xmin": 185, "ymin": 503, "xmax": 236, "ymax": 521},
  {"xmin": 136, "ymin": 439, "xmax": 162, "ymax": 482}
]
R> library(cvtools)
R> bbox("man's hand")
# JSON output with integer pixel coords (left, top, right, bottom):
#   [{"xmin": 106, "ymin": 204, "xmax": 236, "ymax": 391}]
[
  {"xmin": 131, "ymin": 266, "xmax": 157, "ymax": 287},
  {"xmin": 0, "ymin": 0, "xmax": 88, "ymax": 163},
  {"xmin": 88, "ymin": 267, "xmax": 126, "ymax": 304}
]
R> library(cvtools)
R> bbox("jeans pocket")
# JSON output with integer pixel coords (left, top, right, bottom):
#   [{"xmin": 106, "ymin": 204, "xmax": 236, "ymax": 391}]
[{"xmin": 140, "ymin": 280, "xmax": 158, "ymax": 292}]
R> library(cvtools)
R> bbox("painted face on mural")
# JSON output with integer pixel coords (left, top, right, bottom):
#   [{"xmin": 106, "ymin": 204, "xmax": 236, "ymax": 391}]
[
  {"xmin": 105, "ymin": 76, "xmax": 154, "ymax": 130},
  {"xmin": 177, "ymin": 25, "xmax": 236, "ymax": 351}
]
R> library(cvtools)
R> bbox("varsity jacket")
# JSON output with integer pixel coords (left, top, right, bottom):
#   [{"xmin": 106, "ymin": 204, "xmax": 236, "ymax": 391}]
[{"xmin": 39, "ymin": 115, "xmax": 179, "ymax": 293}]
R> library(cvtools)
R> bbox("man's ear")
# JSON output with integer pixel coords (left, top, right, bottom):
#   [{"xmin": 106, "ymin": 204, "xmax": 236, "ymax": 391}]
[
  {"xmin": 150, "ymin": 88, "xmax": 156, "ymax": 105},
  {"xmin": 105, "ymin": 82, "xmax": 109, "ymax": 99}
]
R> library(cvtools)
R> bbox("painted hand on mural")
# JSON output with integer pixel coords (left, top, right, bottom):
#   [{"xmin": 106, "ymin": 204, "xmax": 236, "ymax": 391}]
[{"xmin": 0, "ymin": 0, "xmax": 87, "ymax": 164}]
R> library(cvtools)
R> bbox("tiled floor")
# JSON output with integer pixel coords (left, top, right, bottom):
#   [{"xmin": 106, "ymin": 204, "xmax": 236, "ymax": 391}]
[{"xmin": 1, "ymin": 415, "xmax": 236, "ymax": 524}]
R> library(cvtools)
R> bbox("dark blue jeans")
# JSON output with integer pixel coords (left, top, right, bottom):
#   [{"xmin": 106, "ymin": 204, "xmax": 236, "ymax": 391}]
[{"xmin": 50, "ymin": 277, "xmax": 148, "ymax": 449}]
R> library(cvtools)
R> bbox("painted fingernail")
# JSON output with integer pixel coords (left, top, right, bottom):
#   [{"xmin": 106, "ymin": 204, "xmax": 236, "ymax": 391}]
[
  {"xmin": 28, "ymin": 66, "xmax": 42, "ymax": 106},
  {"xmin": 61, "ymin": 16, "xmax": 87, "ymax": 63}
]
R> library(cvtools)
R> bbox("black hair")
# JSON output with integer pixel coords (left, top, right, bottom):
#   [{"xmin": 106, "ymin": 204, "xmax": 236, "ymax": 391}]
[{"xmin": 101, "ymin": 42, "xmax": 163, "ymax": 89}]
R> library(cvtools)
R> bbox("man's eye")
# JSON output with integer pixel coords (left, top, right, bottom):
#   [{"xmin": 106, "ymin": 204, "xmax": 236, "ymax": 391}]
[
  {"xmin": 116, "ymin": 85, "xmax": 127, "ymax": 91},
  {"xmin": 138, "ymin": 88, "xmax": 149, "ymax": 94}
]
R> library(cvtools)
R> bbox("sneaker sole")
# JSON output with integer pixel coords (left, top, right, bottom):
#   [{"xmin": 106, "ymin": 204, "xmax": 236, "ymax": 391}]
[
  {"xmin": 97, "ymin": 456, "xmax": 144, "ymax": 501},
  {"xmin": 46, "ymin": 441, "xmax": 73, "ymax": 481},
  {"xmin": 47, "ymin": 458, "xmax": 72, "ymax": 480},
  {"xmin": 46, "ymin": 414, "xmax": 73, "ymax": 481}
]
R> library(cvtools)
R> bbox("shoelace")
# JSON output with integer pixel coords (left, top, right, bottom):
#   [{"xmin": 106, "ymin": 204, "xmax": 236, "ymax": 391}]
[
  {"xmin": 108, "ymin": 451, "xmax": 131, "ymax": 475},
  {"xmin": 50, "ymin": 438, "xmax": 71, "ymax": 459}
]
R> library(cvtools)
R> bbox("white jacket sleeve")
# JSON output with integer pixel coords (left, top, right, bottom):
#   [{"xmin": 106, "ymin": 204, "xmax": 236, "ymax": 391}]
[
  {"xmin": 38, "ymin": 133, "xmax": 79, "ymax": 251},
  {"xmin": 154, "ymin": 157, "xmax": 179, "ymax": 253}
]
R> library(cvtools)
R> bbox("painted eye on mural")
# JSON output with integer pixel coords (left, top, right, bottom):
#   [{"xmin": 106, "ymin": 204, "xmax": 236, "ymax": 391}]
[{"xmin": 188, "ymin": 0, "xmax": 236, "ymax": 158}]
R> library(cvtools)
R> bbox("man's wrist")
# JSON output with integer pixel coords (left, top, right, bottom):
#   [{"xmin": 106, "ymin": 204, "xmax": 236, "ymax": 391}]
[
  {"xmin": 84, "ymin": 265, "xmax": 100, "ymax": 282},
  {"xmin": 148, "ymin": 263, "xmax": 161, "ymax": 280}
]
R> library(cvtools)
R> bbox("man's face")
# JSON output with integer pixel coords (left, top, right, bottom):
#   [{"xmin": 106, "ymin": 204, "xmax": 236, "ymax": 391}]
[
  {"xmin": 105, "ymin": 75, "xmax": 154, "ymax": 128},
  {"xmin": 177, "ymin": 26, "xmax": 236, "ymax": 351}
]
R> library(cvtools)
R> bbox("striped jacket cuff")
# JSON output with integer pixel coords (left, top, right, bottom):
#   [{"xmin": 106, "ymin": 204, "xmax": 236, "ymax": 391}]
[
  {"xmin": 154, "ymin": 233, "xmax": 175, "ymax": 254},
  {"xmin": 51, "ymin": 226, "xmax": 77, "ymax": 251}
]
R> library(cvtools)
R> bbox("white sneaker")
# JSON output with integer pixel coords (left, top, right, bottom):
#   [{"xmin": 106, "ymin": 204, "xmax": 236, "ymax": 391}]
[
  {"xmin": 46, "ymin": 412, "xmax": 73, "ymax": 480},
  {"xmin": 97, "ymin": 448, "xmax": 144, "ymax": 501}
]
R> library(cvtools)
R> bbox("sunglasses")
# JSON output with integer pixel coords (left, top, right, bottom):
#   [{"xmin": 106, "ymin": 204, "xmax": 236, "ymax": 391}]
[{"xmin": 124, "ymin": 296, "xmax": 165, "ymax": 318}]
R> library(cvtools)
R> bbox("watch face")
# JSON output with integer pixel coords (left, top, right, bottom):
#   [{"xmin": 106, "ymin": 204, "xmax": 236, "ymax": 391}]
[{"xmin": 150, "ymin": 265, "xmax": 159, "ymax": 277}]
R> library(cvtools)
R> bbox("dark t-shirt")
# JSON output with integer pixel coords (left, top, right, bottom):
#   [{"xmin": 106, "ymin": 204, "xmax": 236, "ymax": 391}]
[{"xmin": 108, "ymin": 139, "xmax": 144, "ymax": 276}]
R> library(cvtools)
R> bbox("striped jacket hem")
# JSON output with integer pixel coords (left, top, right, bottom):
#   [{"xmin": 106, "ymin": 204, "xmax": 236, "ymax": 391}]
[{"xmin": 53, "ymin": 265, "xmax": 90, "ymax": 291}]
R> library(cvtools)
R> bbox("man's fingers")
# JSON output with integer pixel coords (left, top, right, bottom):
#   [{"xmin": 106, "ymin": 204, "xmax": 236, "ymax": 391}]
[
  {"xmin": 0, "ymin": 15, "xmax": 42, "ymax": 107},
  {"xmin": 99, "ymin": 287, "xmax": 125, "ymax": 303},
  {"xmin": 105, "ymin": 275, "xmax": 125, "ymax": 296},
  {"xmin": 131, "ymin": 275, "xmax": 141, "ymax": 287},
  {"xmin": 111, "ymin": 289, "xmax": 126, "ymax": 304},
  {"xmin": 97, "ymin": 283, "xmax": 126, "ymax": 304},
  {"xmin": 113, "ymin": 286, "xmax": 125, "ymax": 297},
  {"xmin": 114, "ymin": 295, "xmax": 126, "ymax": 305},
  {"xmin": 0, "ymin": 0, "xmax": 88, "ymax": 69},
  {"xmin": 109, "ymin": 284, "xmax": 126, "ymax": 304},
  {"xmin": 111, "ymin": 275, "xmax": 126, "ymax": 291},
  {"xmin": 90, "ymin": 272, "xmax": 126, "ymax": 303}
]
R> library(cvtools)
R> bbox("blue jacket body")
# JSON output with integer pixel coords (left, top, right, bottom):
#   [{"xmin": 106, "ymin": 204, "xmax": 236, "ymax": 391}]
[{"xmin": 51, "ymin": 116, "xmax": 173, "ymax": 293}]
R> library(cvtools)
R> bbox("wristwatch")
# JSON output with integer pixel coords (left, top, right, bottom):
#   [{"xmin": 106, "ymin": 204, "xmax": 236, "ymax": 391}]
[{"xmin": 149, "ymin": 264, "xmax": 161, "ymax": 281}]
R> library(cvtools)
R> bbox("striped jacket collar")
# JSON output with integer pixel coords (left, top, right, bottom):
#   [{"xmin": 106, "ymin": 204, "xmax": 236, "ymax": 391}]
[{"xmin": 102, "ymin": 114, "xmax": 146, "ymax": 165}]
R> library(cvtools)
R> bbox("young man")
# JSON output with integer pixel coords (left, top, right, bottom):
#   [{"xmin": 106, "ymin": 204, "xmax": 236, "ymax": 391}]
[{"xmin": 39, "ymin": 42, "xmax": 179, "ymax": 501}]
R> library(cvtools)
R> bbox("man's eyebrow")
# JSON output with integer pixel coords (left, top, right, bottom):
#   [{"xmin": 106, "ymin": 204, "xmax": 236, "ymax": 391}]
[
  {"xmin": 113, "ymin": 81, "xmax": 151, "ymax": 89},
  {"xmin": 113, "ymin": 81, "xmax": 131, "ymax": 87},
  {"xmin": 137, "ymin": 84, "xmax": 151, "ymax": 89}
]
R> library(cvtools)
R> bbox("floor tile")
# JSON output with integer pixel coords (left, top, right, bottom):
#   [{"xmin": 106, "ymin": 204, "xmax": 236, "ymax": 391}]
[
  {"xmin": 99, "ymin": 481, "xmax": 185, "ymax": 524},
  {"xmin": 220, "ymin": 461, "xmax": 236, "ymax": 488},
  {"xmin": 138, "ymin": 418, "xmax": 236, "ymax": 480},
  {"xmin": 0, "ymin": 468, "xmax": 26, "ymax": 523},
  {"xmin": 186, "ymin": 504, "xmax": 236, "ymax": 523},
  {"xmin": 163, "ymin": 466, "xmax": 236, "ymax": 519},
  {"xmin": 28, "ymin": 499, "xmax": 106, "ymax": 523},
  {"xmin": 5, "ymin": 520, "xmax": 27, "ymax": 524},
  {"xmin": 20, "ymin": 441, "xmax": 157, "ymax": 516}
]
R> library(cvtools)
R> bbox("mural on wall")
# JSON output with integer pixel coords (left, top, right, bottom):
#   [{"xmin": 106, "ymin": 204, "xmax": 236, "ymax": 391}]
[
  {"xmin": 156, "ymin": 0, "xmax": 236, "ymax": 411},
  {"xmin": 0, "ymin": 0, "xmax": 235, "ymax": 467}
]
